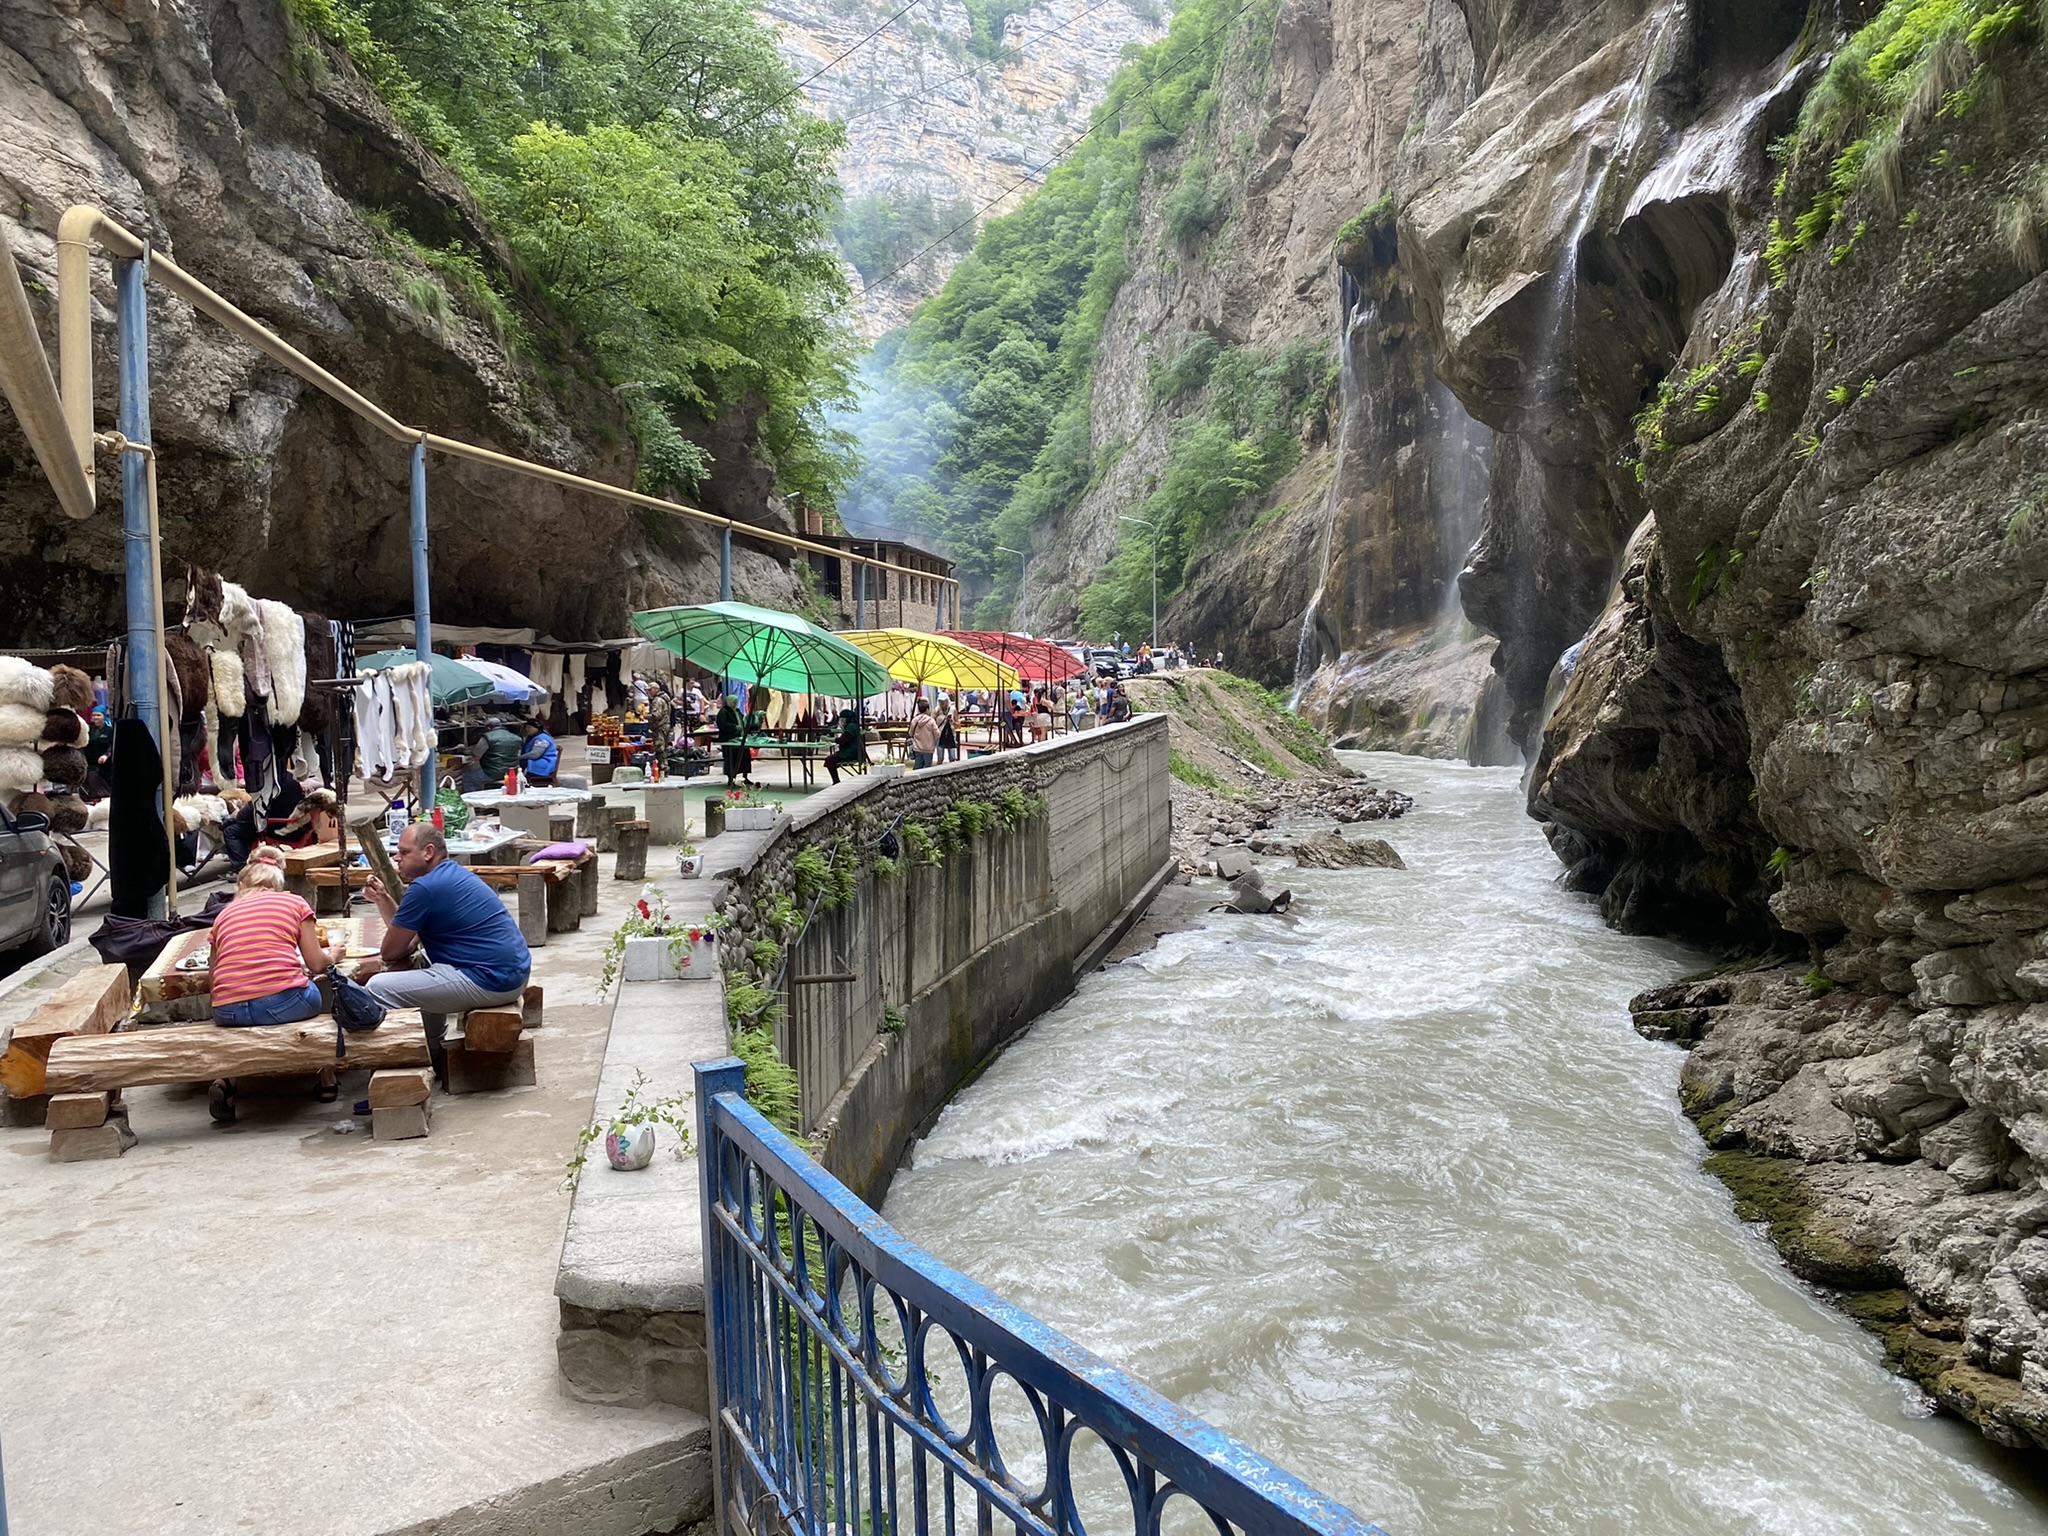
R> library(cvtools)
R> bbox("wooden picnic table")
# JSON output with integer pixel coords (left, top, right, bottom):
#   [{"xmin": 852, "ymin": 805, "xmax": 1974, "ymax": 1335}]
[{"xmin": 136, "ymin": 915, "xmax": 385, "ymax": 1024}]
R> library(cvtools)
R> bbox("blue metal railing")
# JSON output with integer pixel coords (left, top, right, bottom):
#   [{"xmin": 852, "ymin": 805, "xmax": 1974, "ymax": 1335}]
[{"xmin": 694, "ymin": 1059, "xmax": 1389, "ymax": 1536}]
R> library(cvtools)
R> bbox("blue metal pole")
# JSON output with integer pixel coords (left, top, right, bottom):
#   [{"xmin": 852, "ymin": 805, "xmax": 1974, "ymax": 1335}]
[
  {"xmin": 720, "ymin": 525, "xmax": 732, "ymax": 603},
  {"xmin": 410, "ymin": 437, "xmax": 432, "ymax": 812},
  {"xmin": 694, "ymin": 1057, "xmax": 748, "ymax": 1536},
  {"xmin": 115, "ymin": 256, "xmax": 166, "ymax": 918}
]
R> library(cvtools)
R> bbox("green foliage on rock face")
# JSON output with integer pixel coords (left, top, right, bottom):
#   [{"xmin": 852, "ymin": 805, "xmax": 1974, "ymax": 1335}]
[
  {"xmin": 286, "ymin": 0, "xmax": 853, "ymax": 506},
  {"xmin": 1766, "ymin": 0, "xmax": 2040, "ymax": 280},
  {"xmin": 834, "ymin": 0, "xmax": 1275, "ymax": 625},
  {"xmin": 1078, "ymin": 338, "xmax": 1327, "ymax": 640}
]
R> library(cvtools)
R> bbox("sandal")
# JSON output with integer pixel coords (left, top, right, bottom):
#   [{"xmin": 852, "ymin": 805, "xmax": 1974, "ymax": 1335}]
[
  {"xmin": 208, "ymin": 1079, "xmax": 237, "ymax": 1125},
  {"xmin": 316, "ymin": 1070, "xmax": 339, "ymax": 1104}
]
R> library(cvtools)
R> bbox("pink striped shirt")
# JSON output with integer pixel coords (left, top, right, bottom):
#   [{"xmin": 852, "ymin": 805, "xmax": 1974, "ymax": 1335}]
[{"xmin": 209, "ymin": 891, "xmax": 315, "ymax": 1006}]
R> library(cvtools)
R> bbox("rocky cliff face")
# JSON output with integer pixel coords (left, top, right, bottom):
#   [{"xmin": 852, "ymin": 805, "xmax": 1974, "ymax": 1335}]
[
  {"xmin": 0, "ymin": 0, "xmax": 797, "ymax": 647},
  {"xmin": 1374, "ymin": 0, "xmax": 2048, "ymax": 1448},
  {"xmin": 769, "ymin": 0, "xmax": 1166, "ymax": 336}
]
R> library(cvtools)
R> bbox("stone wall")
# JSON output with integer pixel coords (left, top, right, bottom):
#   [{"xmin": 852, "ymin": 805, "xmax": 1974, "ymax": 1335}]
[{"xmin": 717, "ymin": 714, "xmax": 1174, "ymax": 1204}]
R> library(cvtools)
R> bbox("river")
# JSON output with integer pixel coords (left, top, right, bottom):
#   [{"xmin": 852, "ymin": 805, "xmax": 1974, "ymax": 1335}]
[{"xmin": 881, "ymin": 754, "xmax": 2048, "ymax": 1535}]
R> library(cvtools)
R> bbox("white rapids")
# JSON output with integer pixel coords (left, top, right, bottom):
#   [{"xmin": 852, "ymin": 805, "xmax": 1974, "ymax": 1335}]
[{"xmin": 883, "ymin": 753, "xmax": 2048, "ymax": 1535}]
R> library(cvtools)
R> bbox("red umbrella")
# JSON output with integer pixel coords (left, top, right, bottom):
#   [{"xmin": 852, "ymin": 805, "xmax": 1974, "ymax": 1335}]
[{"xmin": 941, "ymin": 631, "xmax": 1088, "ymax": 687}]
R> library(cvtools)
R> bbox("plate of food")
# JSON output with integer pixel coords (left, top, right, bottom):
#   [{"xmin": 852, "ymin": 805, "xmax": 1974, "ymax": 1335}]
[
  {"xmin": 345, "ymin": 945, "xmax": 378, "ymax": 959},
  {"xmin": 174, "ymin": 947, "xmax": 213, "ymax": 972}
]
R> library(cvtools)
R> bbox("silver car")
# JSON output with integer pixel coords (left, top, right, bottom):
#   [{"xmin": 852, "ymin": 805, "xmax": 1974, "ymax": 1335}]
[{"xmin": 0, "ymin": 804, "xmax": 71, "ymax": 958}]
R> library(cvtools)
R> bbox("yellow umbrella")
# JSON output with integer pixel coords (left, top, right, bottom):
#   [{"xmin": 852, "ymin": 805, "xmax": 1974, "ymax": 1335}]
[{"xmin": 836, "ymin": 629, "xmax": 1021, "ymax": 692}]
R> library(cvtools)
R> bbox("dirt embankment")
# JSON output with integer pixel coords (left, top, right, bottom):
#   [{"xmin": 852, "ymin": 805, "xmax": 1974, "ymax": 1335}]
[{"xmin": 1123, "ymin": 670, "xmax": 1408, "ymax": 865}]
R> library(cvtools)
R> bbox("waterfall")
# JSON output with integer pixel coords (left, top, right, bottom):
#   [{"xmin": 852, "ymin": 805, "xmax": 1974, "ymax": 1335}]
[{"xmin": 1290, "ymin": 272, "xmax": 1375, "ymax": 707}]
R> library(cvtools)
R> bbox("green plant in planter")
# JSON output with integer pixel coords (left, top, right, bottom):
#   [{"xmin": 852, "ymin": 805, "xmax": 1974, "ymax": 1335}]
[
  {"xmin": 725, "ymin": 785, "xmax": 772, "ymax": 810},
  {"xmin": 596, "ymin": 887, "xmax": 721, "ymax": 997},
  {"xmin": 564, "ymin": 1069, "xmax": 694, "ymax": 1187}
]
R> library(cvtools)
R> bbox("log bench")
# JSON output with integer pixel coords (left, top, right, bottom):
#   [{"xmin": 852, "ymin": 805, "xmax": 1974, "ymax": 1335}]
[
  {"xmin": 306, "ymin": 851, "xmax": 597, "ymax": 945},
  {"xmin": 0, "ymin": 963, "xmax": 132, "ymax": 1122},
  {"xmin": 43, "ymin": 1010, "xmax": 431, "ymax": 1159}
]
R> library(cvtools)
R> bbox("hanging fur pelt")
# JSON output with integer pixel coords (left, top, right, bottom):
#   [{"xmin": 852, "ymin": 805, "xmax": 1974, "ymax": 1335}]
[
  {"xmin": 186, "ymin": 564, "xmax": 225, "ymax": 628},
  {"xmin": 47, "ymin": 794, "xmax": 88, "ymax": 835},
  {"xmin": 257, "ymin": 598, "xmax": 305, "ymax": 725},
  {"xmin": 165, "ymin": 634, "xmax": 210, "ymax": 724},
  {"xmin": 0, "ymin": 703, "xmax": 44, "ymax": 746},
  {"xmin": 210, "ymin": 649, "xmax": 246, "ymax": 720},
  {"xmin": 299, "ymin": 613, "xmax": 336, "ymax": 735},
  {"xmin": 221, "ymin": 582, "xmax": 272, "ymax": 699},
  {"xmin": 41, "ymin": 745, "xmax": 86, "ymax": 789},
  {"xmin": 0, "ymin": 657, "xmax": 53, "ymax": 712}
]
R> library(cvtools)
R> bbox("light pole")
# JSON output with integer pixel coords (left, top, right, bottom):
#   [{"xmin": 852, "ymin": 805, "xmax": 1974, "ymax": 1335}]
[{"xmin": 1118, "ymin": 514, "xmax": 1157, "ymax": 650}]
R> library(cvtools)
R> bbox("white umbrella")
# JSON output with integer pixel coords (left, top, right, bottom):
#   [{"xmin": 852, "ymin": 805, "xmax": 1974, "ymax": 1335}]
[{"xmin": 458, "ymin": 657, "xmax": 547, "ymax": 702}]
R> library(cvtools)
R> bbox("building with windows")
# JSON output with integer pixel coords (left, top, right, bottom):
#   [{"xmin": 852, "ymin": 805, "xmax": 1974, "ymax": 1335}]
[{"xmin": 796, "ymin": 504, "xmax": 955, "ymax": 631}]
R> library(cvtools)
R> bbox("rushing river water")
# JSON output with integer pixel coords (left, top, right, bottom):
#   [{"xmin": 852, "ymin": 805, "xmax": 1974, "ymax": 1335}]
[{"xmin": 881, "ymin": 755, "xmax": 2048, "ymax": 1535}]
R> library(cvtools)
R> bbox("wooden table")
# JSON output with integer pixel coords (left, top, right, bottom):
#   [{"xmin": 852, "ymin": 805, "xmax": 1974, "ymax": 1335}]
[{"xmin": 137, "ymin": 916, "xmax": 383, "ymax": 1024}]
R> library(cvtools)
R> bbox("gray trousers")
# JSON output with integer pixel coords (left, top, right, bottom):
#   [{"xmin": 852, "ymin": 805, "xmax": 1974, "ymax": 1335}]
[{"xmin": 365, "ymin": 963, "xmax": 527, "ymax": 1080}]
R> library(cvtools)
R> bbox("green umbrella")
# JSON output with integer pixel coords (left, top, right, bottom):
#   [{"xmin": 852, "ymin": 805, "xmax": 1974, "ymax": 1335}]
[
  {"xmin": 630, "ymin": 602, "xmax": 892, "ymax": 698},
  {"xmin": 355, "ymin": 649, "xmax": 496, "ymax": 706}
]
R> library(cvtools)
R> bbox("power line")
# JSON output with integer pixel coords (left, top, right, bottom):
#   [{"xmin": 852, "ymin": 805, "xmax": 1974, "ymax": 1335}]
[
  {"xmin": 813, "ymin": 0, "xmax": 1127, "ymax": 128},
  {"xmin": 728, "ymin": 0, "xmax": 932, "ymax": 137},
  {"xmin": 857, "ymin": 0, "xmax": 1263, "ymax": 297}
]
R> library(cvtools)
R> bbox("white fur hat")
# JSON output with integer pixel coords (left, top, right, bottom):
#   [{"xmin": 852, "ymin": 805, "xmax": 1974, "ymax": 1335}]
[
  {"xmin": 0, "ymin": 702, "xmax": 46, "ymax": 747},
  {"xmin": 0, "ymin": 746, "xmax": 43, "ymax": 798},
  {"xmin": 0, "ymin": 657, "xmax": 53, "ymax": 713}
]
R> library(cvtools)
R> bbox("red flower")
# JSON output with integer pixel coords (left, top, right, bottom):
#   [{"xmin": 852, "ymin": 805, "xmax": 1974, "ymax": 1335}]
[{"xmin": 636, "ymin": 899, "xmax": 651, "ymax": 918}]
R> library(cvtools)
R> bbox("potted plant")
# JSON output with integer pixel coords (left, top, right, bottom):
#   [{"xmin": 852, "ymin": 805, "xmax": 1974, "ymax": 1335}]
[
  {"xmin": 725, "ymin": 785, "xmax": 781, "ymax": 831},
  {"xmin": 600, "ymin": 887, "xmax": 722, "ymax": 993},
  {"xmin": 677, "ymin": 840, "xmax": 703, "ymax": 878},
  {"xmin": 566, "ymin": 1070, "xmax": 694, "ymax": 1181}
]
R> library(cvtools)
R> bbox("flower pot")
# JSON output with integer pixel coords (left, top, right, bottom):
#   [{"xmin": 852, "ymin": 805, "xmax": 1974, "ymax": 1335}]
[
  {"xmin": 726, "ymin": 805, "xmax": 781, "ymax": 831},
  {"xmin": 622, "ymin": 932, "xmax": 719, "ymax": 981},
  {"xmin": 605, "ymin": 1123, "xmax": 656, "ymax": 1170},
  {"xmin": 871, "ymin": 763, "xmax": 905, "ymax": 780},
  {"xmin": 678, "ymin": 851, "xmax": 704, "ymax": 878},
  {"xmin": 675, "ymin": 934, "xmax": 718, "ymax": 981}
]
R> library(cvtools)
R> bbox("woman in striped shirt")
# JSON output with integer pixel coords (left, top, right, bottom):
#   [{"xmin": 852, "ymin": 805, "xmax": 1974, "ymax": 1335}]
[{"xmin": 206, "ymin": 852, "xmax": 342, "ymax": 1122}]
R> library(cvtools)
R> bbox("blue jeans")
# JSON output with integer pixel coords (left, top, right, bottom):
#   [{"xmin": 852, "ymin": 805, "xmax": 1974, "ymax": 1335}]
[
  {"xmin": 910, "ymin": 750, "xmax": 934, "ymax": 770},
  {"xmin": 213, "ymin": 980, "xmax": 323, "ymax": 1028}
]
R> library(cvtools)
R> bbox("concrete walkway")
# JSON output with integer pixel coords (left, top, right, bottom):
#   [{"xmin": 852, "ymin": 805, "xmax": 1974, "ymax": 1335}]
[{"xmin": 0, "ymin": 857, "xmax": 707, "ymax": 1535}]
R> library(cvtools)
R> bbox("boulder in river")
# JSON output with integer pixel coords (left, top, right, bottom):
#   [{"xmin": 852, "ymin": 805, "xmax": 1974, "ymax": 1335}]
[
  {"xmin": 1221, "ymin": 870, "xmax": 1291, "ymax": 914},
  {"xmin": 1292, "ymin": 831, "xmax": 1405, "ymax": 870},
  {"xmin": 1210, "ymin": 844, "xmax": 1253, "ymax": 880}
]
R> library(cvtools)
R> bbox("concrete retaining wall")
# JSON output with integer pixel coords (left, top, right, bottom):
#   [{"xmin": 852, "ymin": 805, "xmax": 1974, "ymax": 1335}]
[
  {"xmin": 555, "ymin": 716, "xmax": 1172, "ymax": 1412},
  {"xmin": 717, "ymin": 714, "xmax": 1173, "ymax": 1204}
]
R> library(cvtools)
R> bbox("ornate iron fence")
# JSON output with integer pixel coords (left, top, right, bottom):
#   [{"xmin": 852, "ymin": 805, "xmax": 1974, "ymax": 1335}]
[{"xmin": 694, "ymin": 1058, "xmax": 1389, "ymax": 1536}]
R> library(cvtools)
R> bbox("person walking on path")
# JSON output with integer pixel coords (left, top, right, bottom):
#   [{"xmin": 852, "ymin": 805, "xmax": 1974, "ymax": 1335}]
[
  {"xmin": 1107, "ymin": 684, "xmax": 1134, "ymax": 724},
  {"xmin": 205, "ymin": 850, "xmax": 343, "ymax": 1121},
  {"xmin": 357, "ymin": 823, "xmax": 531, "ymax": 1083},
  {"xmin": 716, "ymin": 693, "xmax": 751, "ymax": 786},
  {"xmin": 935, "ymin": 696, "xmax": 959, "ymax": 763},
  {"xmin": 908, "ymin": 699, "xmax": 939, "ymax": 770}
]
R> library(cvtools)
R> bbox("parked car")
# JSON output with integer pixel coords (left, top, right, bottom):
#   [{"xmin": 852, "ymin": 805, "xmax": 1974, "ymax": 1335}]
[
  {"xmin": 0, "ymin": 803, "xmax": 70, "ymax": 958},
  {"xmin": 1088, "ymin": 648, "xmax": 1123, "ymax": 679}
]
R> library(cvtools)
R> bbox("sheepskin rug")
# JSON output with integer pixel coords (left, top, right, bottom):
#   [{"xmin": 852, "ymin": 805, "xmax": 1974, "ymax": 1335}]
[
  {"xmin": 0, "ymin": 658, "xmax": 53, "ymax": 713},
  {"xmin": 257, "ymin": 598, "xmax": 306, "ymax": 725}
]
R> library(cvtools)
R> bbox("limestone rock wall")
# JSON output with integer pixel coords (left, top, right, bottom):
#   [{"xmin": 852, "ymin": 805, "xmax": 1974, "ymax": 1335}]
[{"xmin": 0, "ymin": 0, "xmax": 797, "ymax": 647}]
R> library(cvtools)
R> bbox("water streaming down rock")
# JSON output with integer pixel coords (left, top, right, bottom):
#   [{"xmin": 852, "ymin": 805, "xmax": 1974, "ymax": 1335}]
[
  {"xmin": 884, "ymin": 755, "xmax": 2048, "ymax": 1534},
  {"xmin": 1290, "ymin": 272, "xmax": 1377, "ymax": 709}
]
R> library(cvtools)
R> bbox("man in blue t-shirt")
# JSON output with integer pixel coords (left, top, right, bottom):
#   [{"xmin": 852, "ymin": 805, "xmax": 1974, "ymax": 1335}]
[
  {"xmin": 521, "ymin": 720, "xmax": 560, "ymax": 785},
  {"xmin": 359, "ymin": 824, "xmax": 531, "ymax": 1079}
]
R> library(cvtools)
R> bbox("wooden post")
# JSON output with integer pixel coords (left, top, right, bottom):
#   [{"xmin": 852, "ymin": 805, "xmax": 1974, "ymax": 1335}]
[
  {"xmin": 576, "ymin": 850, "xmax": 600, "ymax": 918},
  {"xmin": 575, "ymin": 794, "xmax": 608, "ymax": 839},
  {"xmin": 515, "ymin": 870, "xmax": 549, "ymax": 948},
  {"xmin": 352, "ymin": 814, "xmax": 405, "ymax": 903},
  {"xmin": 614, "ymin": 820, "xmax": 650, "ymax": 882},
  {"xmin": 598, "ymin": 804, "xmax": 635, "ymax": 853},
  {"xmin": 522, "ymin": 984, "xmax": 545, "ymax": 1031},
  {"xmin": 546, "ymin": 870, "xmax": 580, "ymax": 933},
  {"xmin": 549, "ymin": 810, "xmax": 575, "ymax": 845},
  {"xmin": 464, "ymin": 1008, "xmax": 523, "ymax": 1053},
  {"xmin": 703, "ymin": 795, "xmax": 725, "ymax": 839}
]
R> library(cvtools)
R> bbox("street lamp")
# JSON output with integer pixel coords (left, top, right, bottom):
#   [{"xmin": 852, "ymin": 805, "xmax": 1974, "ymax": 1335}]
[{"xmin": 1118, "ymin": 514, "xmax": 1157, "ymax": 650}]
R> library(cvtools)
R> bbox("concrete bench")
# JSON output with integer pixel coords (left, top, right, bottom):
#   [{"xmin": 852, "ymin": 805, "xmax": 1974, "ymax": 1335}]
[{"xmin": 43, "ymin": 1010, "xmax": 432, "ymax": 1160}]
